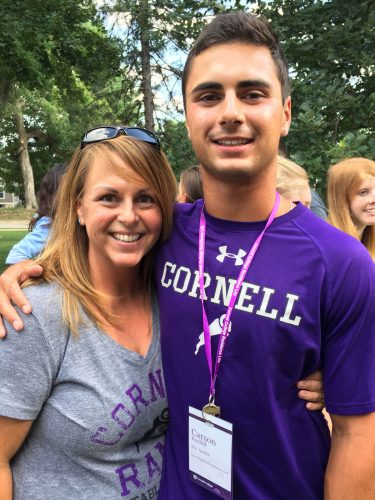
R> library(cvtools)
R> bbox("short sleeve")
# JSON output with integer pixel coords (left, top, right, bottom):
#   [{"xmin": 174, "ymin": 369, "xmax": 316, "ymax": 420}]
[
  {"xmin": 5, "ymin": 217, "xmax": 51, "ymax": 264},
  {"xmin": 322, "ymin": 248, "xmax": 375, "ymax": 415},
  {"xmin": 0, "ymin": 311, "xmax": 56, "ymax": 420}
]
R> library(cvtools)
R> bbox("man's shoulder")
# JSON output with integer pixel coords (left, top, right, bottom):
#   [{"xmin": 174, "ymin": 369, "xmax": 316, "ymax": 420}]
[
  {"xmin": 293, "ymin": 208, "xmax": 370, "ymax": 262},
  {"xmin": 295, "ymin": 210, "xmax": 365, "ymax": 253}
]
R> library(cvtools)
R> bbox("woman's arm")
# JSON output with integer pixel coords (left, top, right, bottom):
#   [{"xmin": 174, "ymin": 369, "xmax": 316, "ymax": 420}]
[
  {"xmin": 297, "ymin": 370, "xmax": 325, "ymax": 411},
  {"xmin": 0, "ymin": 416, "xmax": 33, "ymax": 500}
]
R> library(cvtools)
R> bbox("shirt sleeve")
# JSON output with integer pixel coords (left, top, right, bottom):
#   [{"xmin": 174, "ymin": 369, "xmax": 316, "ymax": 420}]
[
  {"xmin": 5, "ymin": 217, "xmax": 51, "ymax": 264},
  {"xmin": 322, "ymin": 247, "xmax": 375, "ymax": 415},
  {"xmin": 0, "ymin": 310, "xmax": 57, "ymax": 420}
]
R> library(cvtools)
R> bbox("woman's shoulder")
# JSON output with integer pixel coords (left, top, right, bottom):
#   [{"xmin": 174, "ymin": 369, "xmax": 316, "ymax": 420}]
[
  {"xmin": 22, "ymin": 281, "xmax": 65, "ymax": 328},
  {"xmin": 3, "ymin": 282, "xmax": 69, "ymax": 368},
  {"xmin": 23, "ymin": 280, "xmax": 61, "ymax": 300}
]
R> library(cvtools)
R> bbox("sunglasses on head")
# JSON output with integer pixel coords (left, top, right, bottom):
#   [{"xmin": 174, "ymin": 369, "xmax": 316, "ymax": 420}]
[{"xmin": 80, "ymin": 126, "xmax": 161, "ymax": 150}]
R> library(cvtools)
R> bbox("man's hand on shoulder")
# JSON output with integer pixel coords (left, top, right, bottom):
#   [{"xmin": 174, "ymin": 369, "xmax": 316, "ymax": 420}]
[{"xmin": 0, "ymin": 261, "xmax": 43, "ymax": 337}]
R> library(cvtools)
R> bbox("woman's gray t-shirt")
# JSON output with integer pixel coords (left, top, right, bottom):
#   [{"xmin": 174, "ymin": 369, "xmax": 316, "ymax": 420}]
[{"xmin": 0, "ymin": 282, "xmax": 168, "ymax": 499}]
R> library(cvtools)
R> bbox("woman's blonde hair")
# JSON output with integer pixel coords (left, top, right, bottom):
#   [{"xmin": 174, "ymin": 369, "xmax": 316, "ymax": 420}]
[
  {"xmin": 26, "ymin": 135, "xmax": 177, "ymax": 334},
  {"xmin": 276, "ymin": 156, "xmax": 310, "ymax": 199},
  {"xmin": 327, "ymin": 157, "xmax": 375, "ymax": 259}
]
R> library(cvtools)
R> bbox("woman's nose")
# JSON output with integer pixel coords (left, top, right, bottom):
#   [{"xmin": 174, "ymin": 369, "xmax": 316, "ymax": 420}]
[{"xmin": 117, "ymin": 202, "xmax": 139, "ymax": 225}]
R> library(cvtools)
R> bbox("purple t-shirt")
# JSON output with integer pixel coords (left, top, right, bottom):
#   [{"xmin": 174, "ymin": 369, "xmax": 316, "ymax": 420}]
[{"xmin": 155, "ymin": 201, "xmax": 375, "ymax": 499}]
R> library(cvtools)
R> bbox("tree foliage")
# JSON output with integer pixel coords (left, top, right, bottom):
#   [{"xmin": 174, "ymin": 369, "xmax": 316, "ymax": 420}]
[
  {"xmin": 256, "ymin": 0, "xmax": 375, "ymax": 194},
  {"xmin": 0, "ymin": 0, "xmax": 129, "ymax": 205},
  {"xmin": 162, "ymin": 120, "xmax": 197, "ymax": 176},
  {"xmin": 1, "ymin": 0, "xmax": 374, "ymax": 202},
  {"xmin": 103, "ymin": 0, "xmax": 234, "ymax": 126}
]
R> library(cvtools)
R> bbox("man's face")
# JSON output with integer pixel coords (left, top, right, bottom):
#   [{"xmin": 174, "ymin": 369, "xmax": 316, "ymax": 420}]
[{"xmin": 184, "ymin": 42, "xmax": 291, "ymax": 183}]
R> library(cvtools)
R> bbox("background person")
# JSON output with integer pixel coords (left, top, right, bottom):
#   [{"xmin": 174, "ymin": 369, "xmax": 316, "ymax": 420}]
[
  {"xmin": 327, "ymin": 157, "xmax": 375, "ymax": 260},
  {"xmin": 5, "ymin": 163, "xmax": 66, "ymax": 264},
  {"xmin": 310, "ymin": 189, "xmax": 327, "ymax": 220},
  {"xmin": 276, "ymin": 155, "xmax": 312, "ymax": 207},
  {"xmin": 0, "ymin": 128, "xmax": 176, "ymax": 498},
  {"xmin": 177, "ymin": 165, "xmax": 203, "ymax": 203},
  {"xmin": 278, "ymin": 142, "xmax": 327, "ymax": 219}
]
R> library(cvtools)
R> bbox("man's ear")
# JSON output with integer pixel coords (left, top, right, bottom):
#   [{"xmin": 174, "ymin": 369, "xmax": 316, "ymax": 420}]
[
  {"xmin": 185, "ymin": 121, "xmax": 191, "ymax": 140},
  {"xmin": 281, "ymin": 96, "xmax": 292, "ymax": 137}
]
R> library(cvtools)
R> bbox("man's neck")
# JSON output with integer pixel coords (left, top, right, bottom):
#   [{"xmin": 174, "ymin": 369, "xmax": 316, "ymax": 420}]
[{"xmin": 201, "ymin": 170, "xmax": 290, "ymax": 222}]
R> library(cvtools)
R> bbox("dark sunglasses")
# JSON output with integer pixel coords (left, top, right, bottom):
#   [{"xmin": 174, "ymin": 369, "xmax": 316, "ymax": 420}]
[{"xmin": 80, "ymin": 126, "xmax": 161, "ymax": 150}]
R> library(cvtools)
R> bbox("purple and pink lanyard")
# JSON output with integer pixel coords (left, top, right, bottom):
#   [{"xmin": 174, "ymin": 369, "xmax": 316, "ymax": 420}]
[{"xmin": 198, "ymin": 192, "xmax": 281, "ymax": 409}]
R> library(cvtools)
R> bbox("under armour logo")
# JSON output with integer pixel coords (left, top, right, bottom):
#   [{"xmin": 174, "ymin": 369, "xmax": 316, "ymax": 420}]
[
  {"xmin": 195, "ymin": 314, "xmax": 232, "ymax": 355},
  {"xmin": 216, "ymin": 245, "xmax": 246, "ymax": 266}
]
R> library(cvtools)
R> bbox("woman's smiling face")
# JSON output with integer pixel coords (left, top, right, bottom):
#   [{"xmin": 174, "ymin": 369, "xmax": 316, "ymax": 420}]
[
  {"xmin": 349, "ymin": 176, "xmax": 375, "ymax": 234},
  {"xmin": 76, "ymin": 152, "xmax": 162, "ymax": 275}
]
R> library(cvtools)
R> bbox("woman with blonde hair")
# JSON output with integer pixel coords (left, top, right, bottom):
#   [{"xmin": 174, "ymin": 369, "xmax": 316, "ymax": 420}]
[
  {"xmin": 327, "ymin": 157, "xmax": 375, "ymax": 260},
  {"xmin": 0, "ymin": 126, "xmax": 177, "ymax": 498},
  {"xmin": 276, "ymin": 155, "xmax": 312, "ymax": 208}
]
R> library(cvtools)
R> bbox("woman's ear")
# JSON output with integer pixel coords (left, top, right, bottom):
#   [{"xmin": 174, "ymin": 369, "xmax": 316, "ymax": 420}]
[{"xmin": 76, "ymin": 202, "xmax": 84, "ymax": 225}]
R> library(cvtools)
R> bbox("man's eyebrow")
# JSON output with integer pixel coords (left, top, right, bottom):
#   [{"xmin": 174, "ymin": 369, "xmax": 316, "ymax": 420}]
[
  {"xmin": 190, "ymin": 82, "xmax": 223, "ymax": 94},
  {"xmin": 237, "ymin": 79, "xmax": 272, "ymax": 90}
]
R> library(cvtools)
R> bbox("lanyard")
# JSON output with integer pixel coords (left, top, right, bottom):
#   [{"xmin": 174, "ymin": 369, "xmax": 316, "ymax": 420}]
[{"xmin": 198, "ymin": 192, "xmax": 280, "ymax": 413}]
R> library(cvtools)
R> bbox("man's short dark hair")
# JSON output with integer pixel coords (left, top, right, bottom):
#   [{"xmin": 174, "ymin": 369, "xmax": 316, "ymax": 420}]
[{"xmin": 182, "ymin": 11, "xmax": 290, "ymax": 107}]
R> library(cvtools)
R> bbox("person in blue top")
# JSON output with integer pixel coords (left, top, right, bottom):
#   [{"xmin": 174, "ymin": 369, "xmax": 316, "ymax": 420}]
[{"xmin": 5, "ymin": 164, "xmax": 66, "ymax": 264}]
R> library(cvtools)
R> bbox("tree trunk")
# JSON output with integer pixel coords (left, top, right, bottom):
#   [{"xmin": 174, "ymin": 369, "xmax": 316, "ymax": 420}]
[
  {"xmin": 14, "ymin": 99, "xmax": 37, "ymax": 209},
  {"xmin": 139, "ymin": 0, "xmax": 155, "ymax": 131}
]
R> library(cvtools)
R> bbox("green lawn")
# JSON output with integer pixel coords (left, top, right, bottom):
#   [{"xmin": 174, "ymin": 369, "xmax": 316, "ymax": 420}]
[{"xmin": 0, "ymin": 230, "xmax": 28, "ymax": 273}]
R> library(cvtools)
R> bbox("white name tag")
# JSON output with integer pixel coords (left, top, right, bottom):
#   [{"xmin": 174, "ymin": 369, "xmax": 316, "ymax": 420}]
[{"xmin": 188, "ymin": 406, "xmax": 233, "ymax": 499}]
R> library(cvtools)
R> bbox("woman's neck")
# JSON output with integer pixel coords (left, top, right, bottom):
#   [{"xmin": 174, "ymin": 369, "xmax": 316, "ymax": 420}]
[{"xmin": 90, "ymin": 264, "xmax": 145, "ymax": 305}]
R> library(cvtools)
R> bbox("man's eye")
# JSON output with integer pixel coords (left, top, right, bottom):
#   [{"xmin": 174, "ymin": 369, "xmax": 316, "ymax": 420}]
[
  {"xmin": 198, "ymin": 94, "xmax": 220, "ymax": 102},
  {"xmin": 243, "ymin": 91, "xmax": 263, "ymax": 100}
]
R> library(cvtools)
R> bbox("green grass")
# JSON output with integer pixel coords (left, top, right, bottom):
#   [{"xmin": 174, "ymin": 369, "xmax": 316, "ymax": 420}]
[{"xmin": 0, "ymin": 230, "xmax": 28, "ymax": 273}]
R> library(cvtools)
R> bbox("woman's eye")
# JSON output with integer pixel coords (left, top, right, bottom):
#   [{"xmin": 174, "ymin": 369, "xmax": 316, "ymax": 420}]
[
  {"xmin": 137, "ymin": 194, "xmax": 156, "ymax": 205},
  {"xmin": 359, "ymin": 190, "xmax": 368, "ymax": 196},
  {"xmin": 101, "ymin": 194, "xmax": 117, "ymax": 203}
]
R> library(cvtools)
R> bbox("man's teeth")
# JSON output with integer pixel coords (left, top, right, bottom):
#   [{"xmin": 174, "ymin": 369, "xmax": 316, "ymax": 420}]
[
  {"xmin": 113, "ymin": 233, "xmax": 141, "ymax": 242},
  {"xmin": 216, "ymin": 139, "xmax": 250, "ymax": 146}
]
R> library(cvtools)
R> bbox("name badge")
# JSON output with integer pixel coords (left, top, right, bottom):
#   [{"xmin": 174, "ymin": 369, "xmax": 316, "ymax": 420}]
[{"xmin": 188, "ymin": 406, "xmax": 233, "ymax": 499}]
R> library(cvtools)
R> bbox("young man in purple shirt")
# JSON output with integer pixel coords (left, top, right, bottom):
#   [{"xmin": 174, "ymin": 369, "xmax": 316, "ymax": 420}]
[
  {"xmin": 1, "ymin": 11, "xmax": 375, "ymax": 500},
  {"xmin": 154, "ymin": 11, "xmax": 375, "ymax": 499}
]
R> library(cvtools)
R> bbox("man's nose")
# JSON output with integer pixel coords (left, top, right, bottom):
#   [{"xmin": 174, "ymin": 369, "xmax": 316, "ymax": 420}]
[{"xmin": 219, "ymin": 92, "xmax": 244, "ymax": 125}]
